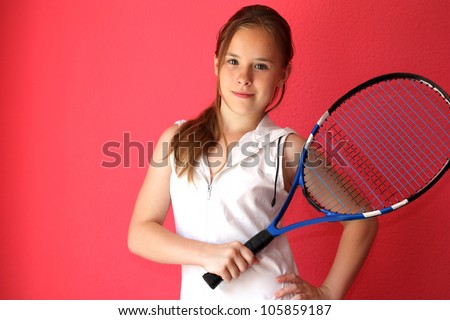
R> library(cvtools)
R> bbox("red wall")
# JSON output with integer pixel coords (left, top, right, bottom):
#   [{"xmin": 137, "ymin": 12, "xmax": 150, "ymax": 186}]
[{"xmin": 1, "ymin": 0, "xmax": 449, "ymax": 299}]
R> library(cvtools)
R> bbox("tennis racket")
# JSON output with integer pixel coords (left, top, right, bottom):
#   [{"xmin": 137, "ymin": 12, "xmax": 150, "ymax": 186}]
[{"xmin": 203, "ymin": 73, "xmax": 450, "ymax": 289}]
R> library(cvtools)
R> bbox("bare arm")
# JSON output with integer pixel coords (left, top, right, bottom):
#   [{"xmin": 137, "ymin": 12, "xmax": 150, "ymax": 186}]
[
  {"xmin": 127, "ymin": 125, "xmax": 256, "ymax": 282},
  {"xmin": 128, "ymin": 125, "xmax": 201, "ymax": 264},
  {"xmin": 276, "ymin": 133, "xmax": 378, "ymax": 299},
  {"xmin": 319, "ymin": 218, "xmax": 378, "ymax": 299}
]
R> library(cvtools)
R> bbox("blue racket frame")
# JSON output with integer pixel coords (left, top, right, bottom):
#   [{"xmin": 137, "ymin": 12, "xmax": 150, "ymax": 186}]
[{"xmin": 268, "ymin": 73, "xmax": 450, "ymax": 237}]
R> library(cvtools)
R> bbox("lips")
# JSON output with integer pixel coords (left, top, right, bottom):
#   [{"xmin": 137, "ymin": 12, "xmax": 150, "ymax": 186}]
[{"xmin": 232, "ymin": 91, "xmax": 254, "ymax": 99}]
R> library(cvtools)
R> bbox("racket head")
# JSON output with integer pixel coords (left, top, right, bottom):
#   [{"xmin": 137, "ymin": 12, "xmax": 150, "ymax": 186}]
[{"xmin": 298, "ymin": 73, "xmax": 450, "ymax": 218}]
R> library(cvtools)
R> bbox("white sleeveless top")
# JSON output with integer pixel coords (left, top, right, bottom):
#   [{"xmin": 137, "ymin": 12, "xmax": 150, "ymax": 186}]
[{"xmin": 170, "ymin": 115, "xmax": 298, "ymax": 300}]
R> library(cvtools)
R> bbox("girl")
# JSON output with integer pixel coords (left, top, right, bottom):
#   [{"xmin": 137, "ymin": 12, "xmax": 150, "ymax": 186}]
[{"xmin": 128, "ymin": 5, "xmax": 378, "ymax": 300}]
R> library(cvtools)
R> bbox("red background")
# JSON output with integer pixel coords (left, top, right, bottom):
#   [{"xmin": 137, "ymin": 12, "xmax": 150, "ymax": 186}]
[{"xmin": 1, "ymin": 0, "xmax": 449, "ymax": 299}]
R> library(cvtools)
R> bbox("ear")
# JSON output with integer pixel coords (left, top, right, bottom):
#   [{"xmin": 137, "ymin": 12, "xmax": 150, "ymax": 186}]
[
  {"xmin": 214, "ymin": 55, "xmax": 219, "ymax": 76},
  {"xmin": 278, "ymin": 63, "xmax": 292, "ymax": 87}
]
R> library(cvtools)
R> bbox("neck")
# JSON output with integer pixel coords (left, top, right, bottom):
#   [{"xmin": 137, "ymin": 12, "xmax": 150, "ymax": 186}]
[{"xmin": 219, "ymin": 108, "xmax": 265, "ymax": 140}]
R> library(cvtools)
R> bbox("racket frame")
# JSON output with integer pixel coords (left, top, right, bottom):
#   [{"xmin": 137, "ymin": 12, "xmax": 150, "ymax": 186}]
[{"xmin": 268, "ymin": 73, "xmax": 449, "ymax": 236}]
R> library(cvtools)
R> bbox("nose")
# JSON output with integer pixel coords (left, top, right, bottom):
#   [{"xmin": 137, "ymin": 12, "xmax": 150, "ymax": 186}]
[{"xmin": 237, "ymin": 67, "xmax": 252, "ymax": 86}]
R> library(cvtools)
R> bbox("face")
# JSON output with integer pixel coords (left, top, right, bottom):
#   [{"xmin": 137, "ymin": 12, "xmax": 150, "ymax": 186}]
[{"xmin": 215, "ymin": 27, "xmax": 290, "ymax": 119}]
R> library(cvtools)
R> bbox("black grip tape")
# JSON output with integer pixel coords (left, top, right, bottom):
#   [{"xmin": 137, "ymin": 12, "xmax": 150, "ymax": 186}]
[
  {"xmin": 202, "ymin": 229, "xmax": 275, "ymax": 290},
  {"xmin": 244, "ymin": 229, "xmax": 274, "ymax": 254},
  {"xmin": 202, "ymin": 272, "xmax": 223, "ymax": 290}
]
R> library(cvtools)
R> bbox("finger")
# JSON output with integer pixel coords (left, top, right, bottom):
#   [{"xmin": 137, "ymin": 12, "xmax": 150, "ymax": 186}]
[
  {"xmin": 239, "ymin": 245, "xmax": 258, "ymax": 265},
  {"xmin": 291, "ymin": 293, "xmax": 306, "ymax": 300},
  {"xmin": 219, "ymin": 242, "xmax": 245, "ymax": 279},
  {"xmin": 276, "ymin": 273, "xmax": 303, "ymax": 284},
  {"xmin": 276, "ymin": 273, "xmax": 297, "ymax": 282},
  {"xmin": 274, "ymin": 283, "xmax": 303, "ymax": 299},
  {"xmin": 233, "ymin": 253, "xmax": 250, "ymax": 274},
  {"xmin": 220, "ymin": 269, "xmax": 233, "ymax": 283},
  {"xmin": 227, "ymin": 261, "xmax": 242, "ymax": 280}
]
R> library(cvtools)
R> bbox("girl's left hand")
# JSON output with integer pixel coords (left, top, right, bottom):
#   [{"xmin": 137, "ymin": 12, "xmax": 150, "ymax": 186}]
[{"xmin": 274, "ymin": 273, "xmax": 331, "ymax": 300}]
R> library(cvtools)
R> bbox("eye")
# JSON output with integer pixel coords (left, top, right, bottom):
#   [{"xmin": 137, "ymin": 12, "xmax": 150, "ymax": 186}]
[
  {"xmin": 255, "ymin": 64, "xmax": 268, "ymax": 70},
  {"xmin": 227, "ymin": 59, "xmax": 239, "ymax": 65}
]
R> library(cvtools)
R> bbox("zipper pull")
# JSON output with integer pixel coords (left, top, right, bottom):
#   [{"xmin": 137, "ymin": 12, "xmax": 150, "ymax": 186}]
[{"xmin": 207, "ymin": 184, "xmax": 212, "ymax": 200}]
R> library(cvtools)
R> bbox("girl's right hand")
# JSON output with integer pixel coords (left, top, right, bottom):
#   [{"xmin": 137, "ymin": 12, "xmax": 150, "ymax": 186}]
[{"xmin": 201, "ymin": 241, "xmax": 259, "ymax": 282}]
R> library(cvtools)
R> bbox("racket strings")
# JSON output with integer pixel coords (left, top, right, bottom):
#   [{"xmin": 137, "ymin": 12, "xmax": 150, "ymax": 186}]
[
  {"xmin": 304, "ymin": 140, "xmax": 376, "ymax": 213},
  {"xmin": 344, "ymin": 93, "xmax": 424, "ymax": 198},
  {"xmin": 363, "ymin": 80, "xmax": 447, "ymax": 187},
  {"xmin": 321, "ymin": 117, "xmax": 401, "ymax": 207},
  {"xmin": 364, "ymin": 82, "xmax": 446, "ymax": 197},
  {"xmin": 327, "ymin": 120, "xmax": 399, "ymax": 200},
  {"xmin": 354, "ymin": 80, "xmax": 447, "ymax": 179},
  {"xmin": 378, "ymin": 80, "xmax": 448, "ymax": 161},
  {"xmin": 408, "ymin": 81, "xmax": 450, "ymax": 139},
  {"xmin": 306, "ymin": 138, "xmax": 401, "ymax": 212},
  {"xmin": 304, "ymin": 78, "xmax": 450, "ymax": 213}
]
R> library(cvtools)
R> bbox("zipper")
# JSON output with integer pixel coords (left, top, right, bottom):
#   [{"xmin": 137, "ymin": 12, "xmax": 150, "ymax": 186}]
[
  {"xmin": 204, "ymin": 151, "xmax": 235, "ymax": 200},
  {"xmin": 207, "ymin": 184, "xmax": 212, "ymax": 200}
]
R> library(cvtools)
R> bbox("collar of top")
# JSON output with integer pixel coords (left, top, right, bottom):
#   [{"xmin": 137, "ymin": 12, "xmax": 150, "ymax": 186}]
[{"xmin": 226, "ymin": 115, "xmax": 295, "ymax": 167}]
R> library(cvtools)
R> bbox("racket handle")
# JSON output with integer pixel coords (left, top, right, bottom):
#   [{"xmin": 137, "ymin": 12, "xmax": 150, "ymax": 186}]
[
  {"xmin": 244, "ymin": 229, "xmax": 275, "ymax": 253},
  {"xmin": 202, "ymin": 272, "xmax": 223, "ymax": 290},
  {"xmin": 202, "ymin": 229, "xmax": 274, "ymax": 289}
]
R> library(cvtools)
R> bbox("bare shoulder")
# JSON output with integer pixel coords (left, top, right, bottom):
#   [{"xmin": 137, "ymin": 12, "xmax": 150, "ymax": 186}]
[
  {"xmin": 131, "ymin": 124, "xmax": 180, "ymax": 224},
  {"xmin": 151, "ymin": 124, "xmax": 180, "ymax": 162},
  {"xmin": 159, "ymin": 124, "xmax": 180, "ymax": 144},
  {"xmin": 284, "ymin": 133, "xmax": 306, "ymax": 160},
  {"xmin": 282, "ymin": 133, "xmax": 306, "ymax": 191}
]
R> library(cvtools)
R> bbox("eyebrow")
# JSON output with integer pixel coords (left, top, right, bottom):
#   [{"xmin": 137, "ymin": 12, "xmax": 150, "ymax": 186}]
[{"xmin": 225, "ymin": 52, "xmax": 275, "ymax": 63}]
